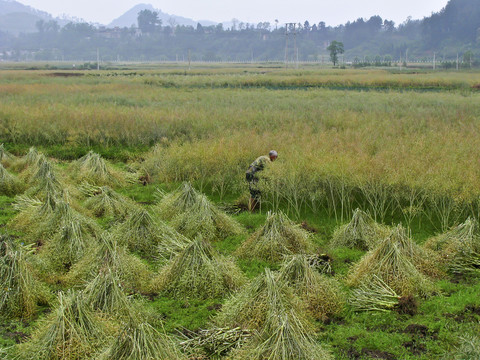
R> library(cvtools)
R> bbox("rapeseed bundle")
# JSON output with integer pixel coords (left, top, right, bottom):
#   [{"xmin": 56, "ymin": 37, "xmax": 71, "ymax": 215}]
[
  {"xmin": 349, "ymin": 275, "xmax": 401, "ymax": 312},
  {"xmin": 111, "ymin": 208, "xmax": 190, "ymax": 259},
  {"xmin": 71, "ymin": 151, "xmax": 131, "ymax": 187},
  {"xmin": 16, "ymin": 290, "xmax": 107, "ymax": 360},
  {"xmin": 0, "ymin": 163, "xmax": 23, "ymax": 196},
  {"xmin": 278, "ymin": 255, "xmax": 345, "ymax": 321},
  {"xmin": 9, "ymin": 146, "xmax": 40, "ymax": 173},
  {"xmin": 215, "ymin": 268, "xmax": 305, "ymax": 331},
  {"xmin": 235, "ymin": 211, "xmax": 314, "ymax": 262},
  {"xmin": 64, "ymin": 234, "xmax": 152, "ymax": 294},
  {"xmin": 179, "ymin": 326, "xmax": 252, "ymax": 359},
  {"xmin": 153, "ymin": 237, "xmax": 246, "ymax": 299},
  {"xmin": 0, "ymin": 235, "xmax": 50, "ymax": 319},
  {"xmin": 230, "ymin": 310, "xmax": 333, "ymax": 360},
  {"xmin": 82, "ymin": 184, "xmax": 137, "ymax": 219},
  {"xmin": 347, "ymin": 225, "xmax": 436, "ymax": 296},
  {"xmin": 331, "ymin": 208, "xmax": 390, "ymax": 250},
  {"xmin": 425, "ymin": 218, "xmax": 480, "ymax": 275},
  {"xmin": 0, "ymin": 143, "xmax": 14, "ymax": 167},
  {"xmin": 216, "ymin": 269, "xmax": 332, "ymax": 360},
  {"xmin": 84, "ymin": 267, "xmax": 130, "ymax": 314},
  {"xmin": 155, "ymin": 182, "xmax": 244, "ymax": 240},
  {"xmin": 99, "ymin": 314, "xmax": 186, "ymax": 360}
]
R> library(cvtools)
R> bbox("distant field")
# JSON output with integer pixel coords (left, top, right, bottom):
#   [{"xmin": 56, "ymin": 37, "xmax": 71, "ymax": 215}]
[{"xmin": 1, "ymin": 66, "xmax": 480, "ymax": 228}]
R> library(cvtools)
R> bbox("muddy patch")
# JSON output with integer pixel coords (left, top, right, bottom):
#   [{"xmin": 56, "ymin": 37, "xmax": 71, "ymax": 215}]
[
  {"xmin": 361, "ymin": 348, "xmax": 396, "ymax": 359},
  {"xmin": 48, "ymin": 72, "xmax": 84, "ymax": 77},
  {"xmin": 395, "ymin": 295, "xmax": 418, "ymax": 316}
]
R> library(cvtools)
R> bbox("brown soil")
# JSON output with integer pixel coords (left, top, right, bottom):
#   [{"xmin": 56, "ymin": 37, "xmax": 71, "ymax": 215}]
[
  {"xmin": 395, "ymin": 295, "xmax": 418, "ymax": 316},
  {"xmin": 49, "ymin": 72, "xmax": 84, "ymax": 77},
  {"xmin": 361, "ymin": 348, "xmax": 397, "ymax": 359},
  {"xmin": 300, "ymin": 220, "xmax": 318, "ymax": 233}
]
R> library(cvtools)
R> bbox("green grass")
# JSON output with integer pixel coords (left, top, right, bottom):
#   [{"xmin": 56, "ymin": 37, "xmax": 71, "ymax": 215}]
[
  {"xmin": 147, "ymin": 296, "xmax": 223, "ymax": 333},
  {"xmin": 0, "ymin": 195, "xmax": 16, "ymax": 228}
]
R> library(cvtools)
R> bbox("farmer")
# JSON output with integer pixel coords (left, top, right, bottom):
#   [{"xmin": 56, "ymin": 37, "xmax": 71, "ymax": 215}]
[{"xmin": 246, "ymin": 150, "xmax": 278, "ymax": 211}]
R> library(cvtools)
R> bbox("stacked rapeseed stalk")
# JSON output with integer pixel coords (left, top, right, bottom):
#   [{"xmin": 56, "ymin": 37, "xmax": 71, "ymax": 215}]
[
  {"xmin": 215, "ymin": 269, "xmax": 332, "ymax": 360},
  {"xmin": 22, "ymin": 200, "xmax": 102, "ymax": 283},
  {"xmin": 278, "ymin": 255, "xmax": 345, "ymax": 321},
  {"xmin": 0, "ymin": 143, "xmax": 15, "ymax": 167},
  {"xmin": 230, "ymin": 309, "xmax": 333, "ymax": 360},
  {"xmin": 155, "ymin": 182, "xmax": 244, "ymax": 240},
  {"xmin": 347, "ymin": 225, "xmax": 437, "ymax": 297},
  {"xmin": 9, "ymin": 146, "xmax": 40, "ymax": 173},
  {"xmin": 64, "ymin": 234, "xmax": 152, "ymax": 294},
  {"xmin": 348, "ymin": 275, "xmax": 401, "ymax": 312},
  {"xmin": 153, "ymin": 237, "xmax": 246, "ymax": 299},
  {"xmin": 99, "ymin": 313, "xmax": 186, "ymax": 360},
  {"xmin": 0, "ymin": 163, "xmax": 23, "ymax": 196},
  {"xmin": 10, "ymin": 186, "xmax": 60, "ymax": 236},
  {"xmin": 0, "ymin": 235, "xmax": 50, "ymax": 319},
  {"xmin": 15, "ymin": 290, "xmax": 107, "ymax": 360},
  {"xmin": 81, "ymin": 184, "xmax": 137, "ymax": 219},
  {"xmin": 425, "ymin": 218, "xmax": 480, "ymax": 276},
  {"xmin": 235, "ymin": 211, "xmax": 315, "ymax": 262},
  {"xmin": 111, "ymin": 208, "xmax": 191, "ymax": 259},
  {"xmin": 331, "ymin": 208, "xmax": 390, "ymax": 250},
  {"xmin": 71, "ymin": 151, "xmax": 131, "ymax": 187},
  {"xmin": 179, "ymin": 326, "xmax": 252, "ymax": 359},
  {"xmin": 84, "ymin": 266, "xmax": 130, "ymax": 314},
  {"xmin": 20, "ymin": 154, "xmax": 58, "ymax": 187}
]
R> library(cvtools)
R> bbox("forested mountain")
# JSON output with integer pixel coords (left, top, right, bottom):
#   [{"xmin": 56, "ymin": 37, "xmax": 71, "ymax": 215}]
[{"xmin": 0, "ymin": 0, "xmax": 478, "ymax": 63}]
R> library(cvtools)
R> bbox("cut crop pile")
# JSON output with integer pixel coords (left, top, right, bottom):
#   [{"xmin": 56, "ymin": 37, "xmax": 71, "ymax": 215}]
[
  {"xmin": 16, "ymin": 290, "xmax": 107, "ymax": 360},
  {"xmin": 155, "ymin": 182, "xmax": 244, "ymax": 240},
  {"xmin": 153, "ymin": 237, "xmax": 246, "ymax": 299},
  {"xmin": 331, "ymin": 208, "xmax": 390, "ymax": 250},
  {"xmin": 425, "ymin": 218, "xmax": 480, "ymax": 276},
  {"xmin": 235, "ymin": 211, "xmax": 315, "ymax": 262},
  {"xmin": 278, "ymin": 255, "xmax": 345, "ymax": 321},
  {"xmin": 111, "ymin": 208, "xmax": 191, "ymax": 259},
  {"xmin": 216, "ymin": 269, "xmax": 332, "ymax": 360},
  {"xmin": 0, "ymin": 163, "xmax": 23, "ymax": 196},
  {"xmin": 35, "ymin": 200, "xmax": 101, "ymax": 274},
  {"xmin": 0, "ymin": 235, "xmax": 50, "ymax": 319},
  {"xmin": 84, "ymin": 266, "xmax": 130, "ymax": 314},
  {"xmin": 0, "ymin": 143, "xmax": 15, "ymax": 167},
  {"xmin": 100, "ymin": 314, "xmax": 186, "ymax": 360},
  {"xmin": 347, "ymin": 225, "xmax": 438, "ymax": 296},
  {"xmin": 81, "ymin": 184, "xmax": 137, "ymax": 219},
  {"xmin": 64, "ymin": 234, "xmax": 152, "ymax": 294},
  {"xmin": 70, "ymin": 151, "xmax": 132, "ymax": 187}
]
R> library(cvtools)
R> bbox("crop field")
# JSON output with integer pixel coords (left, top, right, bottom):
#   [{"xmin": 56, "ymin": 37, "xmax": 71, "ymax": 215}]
[{"xmin": 1, "ymin": 65, "xmax": 480, "ymax": 359}]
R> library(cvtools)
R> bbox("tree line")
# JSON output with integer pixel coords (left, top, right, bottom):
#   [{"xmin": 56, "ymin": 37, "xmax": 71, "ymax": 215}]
[{"xmin": 0, "ymin": 0, "xmax": 478, "ymax": 64}]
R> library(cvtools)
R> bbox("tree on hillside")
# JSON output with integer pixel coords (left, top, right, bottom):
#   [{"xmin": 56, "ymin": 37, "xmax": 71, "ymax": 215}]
[
  {"xmin": 137, "ymin": 10, "xmax": 162, "ymax": 34},
  {"xmin": 327, "ymin": 40, "xmax": 344, "ymax": 66}
]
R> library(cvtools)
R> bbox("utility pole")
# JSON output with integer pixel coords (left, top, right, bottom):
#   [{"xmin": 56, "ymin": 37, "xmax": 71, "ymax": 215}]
[
  {"xmin": 433, "ymin": 52, "xmax": 436, "ymax": 70},
  {"xmin": 285, "ymin": 23, "xmax": 296, "ymax": 69},
  {"xmin": 293, "ymin": 23, "xmax": 297, "ymax": 69},
  {"xmin": 456, "ymin": 53, "xmax": 459, "ymax": 70}
]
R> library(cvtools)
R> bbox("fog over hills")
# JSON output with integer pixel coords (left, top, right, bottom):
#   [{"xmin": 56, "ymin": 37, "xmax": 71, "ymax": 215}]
[
  {"xmin": 108, "ymin": 3, "xmax": 217, "ymax": 28},
  {"xmin": 0, "ymin": 0, "xmax": 222, "ymax": 34}
]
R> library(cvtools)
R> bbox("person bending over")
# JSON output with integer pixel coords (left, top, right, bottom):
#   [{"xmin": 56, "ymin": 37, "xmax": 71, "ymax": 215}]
[{"xmin": 245, "ymin": 150, "xmax": 278, "ymax": 211}]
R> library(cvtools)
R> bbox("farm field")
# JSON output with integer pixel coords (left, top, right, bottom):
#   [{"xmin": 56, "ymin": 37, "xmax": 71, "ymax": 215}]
[{"xmin": 1, "ymin": 65, "xmax": 480, "ymax": 359}]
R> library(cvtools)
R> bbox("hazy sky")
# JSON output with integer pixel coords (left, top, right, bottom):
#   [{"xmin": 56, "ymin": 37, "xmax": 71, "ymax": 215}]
[{"xmin": 19, "ymin": 0, "xmax": 448, "ymax": 26}]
